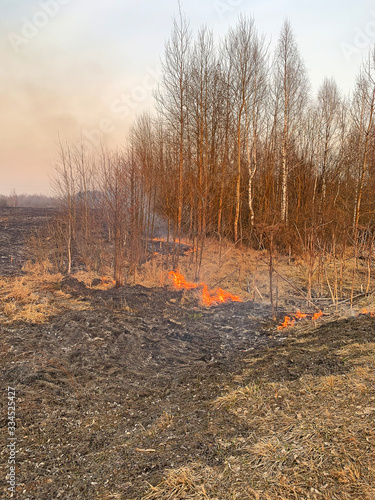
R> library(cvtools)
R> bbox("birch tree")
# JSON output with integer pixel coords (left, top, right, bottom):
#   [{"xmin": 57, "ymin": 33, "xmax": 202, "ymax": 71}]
[
  {"xmin": 273, "ymin": 20, "xmax": 309, "ymax": 223},
  {"xmin": 351, "ymin": 47, "xmax": 375, "ymax": 233},
  {"xmin": 154, "ymin": 9, "xmax": 191, "ymax": 260},
  {"xmin": 316, "ymin": 78, "xmax": 342, "ymax": 206}
]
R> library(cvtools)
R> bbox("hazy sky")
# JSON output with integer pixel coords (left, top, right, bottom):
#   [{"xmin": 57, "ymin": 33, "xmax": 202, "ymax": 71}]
[{"xmin": 1, "ymin": 0, "xmax": 374, "ymax": 195}]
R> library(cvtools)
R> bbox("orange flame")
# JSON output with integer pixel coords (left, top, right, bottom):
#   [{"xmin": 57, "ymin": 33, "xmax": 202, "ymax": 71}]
[
  {"xmin": 312, "ymin": 311, "xmax": 323, "ymax": 321},
  {"xmin": 295, "ymin": 310, "xmax": 307, "ymax": 319},
  {"xmin": 169, "ymin": 271, "xmax": 241, "ymax": 307},
  {"xmin": 169, "ymin": 270, "xmax": 198, "ymax": 290},
  {"xmin": 277, "ymin": 316, "xmax": 295, "ymax": 330},
  {"xmin": 201, "ymin": 284, "xmax": 242, "ymax": 307},
  {"xmin": 278, "ymin": 306, "xmax": 375, "ymax": 331},
  {"xmin": 361, "ymin": 308, "xmax": 375, "ymax": 317},
  {"xmin": 277, "ymin": 310, "xmax": 323, "ymax": 330},
  {"xmin": 101, "ymin": 276, "xmax": 116, "ymax": 285}
]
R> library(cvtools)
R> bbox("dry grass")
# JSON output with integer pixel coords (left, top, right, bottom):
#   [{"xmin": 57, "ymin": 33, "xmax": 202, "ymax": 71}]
[
  {"xmin": 72, "ymin": 269, "xmax": 116, "ymax": 290},
  {"xmin": 143, "ymin": 324, "xmax": 375, "ymax": 499},
  {"xmin": 134, "ymin": 238, "xmax": 261, "ymax": 302},
  {"xmin": 0, "ymin": 262, "xmax": 88, "ymax": 324},
  {"xmin": 132, "ymin": 238, "xmax": 375, "ymax": 314},
  {"xmin": 23, "ymin": 236, "xmax": 373, "ymax": 314},
  {"xmin": 146, "ymin": 411, "xmax": 174, "ymax": 438},
  {"xmin": 142, "ymin": 465, "xmax": 211, "ymax": 500},
  {"xmin": 210, "ymin": 339, "xmax": 375, "ymax": 498},
  {"xmin": 3, "ymin": 239, "xmax": 375, "ymax": 498}
]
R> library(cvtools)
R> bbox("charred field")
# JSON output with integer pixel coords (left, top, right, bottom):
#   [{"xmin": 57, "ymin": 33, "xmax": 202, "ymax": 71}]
[{"xmin": 1, "ymin": 208, "xmax": 375, "ymax": 500}]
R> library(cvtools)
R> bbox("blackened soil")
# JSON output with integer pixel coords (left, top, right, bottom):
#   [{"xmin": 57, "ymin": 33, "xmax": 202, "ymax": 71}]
[
  {"xmin": 0, "ymin": 207, "xmax": 56, "ymax": 276},
  {"xmin": 0, "ymin": 279, "xmax": 283, "ymax": 499}
]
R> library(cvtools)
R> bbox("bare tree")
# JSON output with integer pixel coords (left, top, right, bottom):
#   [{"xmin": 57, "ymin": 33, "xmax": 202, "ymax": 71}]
[
  {"xmin": 52, "ymin": 139, "xmax": 77, "ymax": 274},
  {"xmin": 100, "ymin": 149, "xmax": 130, "ymax": 287},
  {"xmin": 154, "ymin": 8, "xmax": 191, "ymax": 262},
  {"xmin": 224, "ymin": 16, "xmax": 257, "ymax": 241},
  {"xmin": 315, "ymin": 78, "xmax": 342, "ymax": 206},
  {"xmin": 351, "ymin": 47, "xmax": 375, "ymax": 234},
  {"xmin": 9, "ymin": 189, "xmax": 19, "ymax": 208},
  {"xmin": 273, "ymin": 20, "xmax": 309, "ymax": 223},
  {"xmin": 187, "ymin": 26, "xmax": 217, "ymax": 272}
]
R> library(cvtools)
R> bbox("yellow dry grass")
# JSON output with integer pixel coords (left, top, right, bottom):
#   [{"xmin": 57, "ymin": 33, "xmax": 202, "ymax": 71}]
[
  {"xmin": 143, "ymin": 326, "xmax": 375, "ymax": 499},
  {"xmin": 142, "ymin": 464, "xmax": 211, "ymax": 500},
  {"xmin": 132, "ymin": 237, "xmax": 375, "ymax": 313},
  {"xmin": 71, "ymin": 269, "xmax": 116, "ymax": 290},
  {"xmin": 211, "ymin": 342, "xmax": 375, "ymax": 499},
  {"xmin": 0, "ymin": 261, "xmax": 89, "ymax": 324},
  {"xmin": 146, "ymin": 411, "xmax": 174, "ymax": 438}
]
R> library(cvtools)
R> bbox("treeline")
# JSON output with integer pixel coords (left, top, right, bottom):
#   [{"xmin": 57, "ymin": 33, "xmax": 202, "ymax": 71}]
[
  {"xmin": 0, "ymin": 192, "xmax": 57, "ymax": 208},
  {"xmin": 133, "ymin": 16, "xmax": 375, "ymax": 250},
  {"xmin": 51, "ymin": 15, "xmax": 375, "ymax": 284}
]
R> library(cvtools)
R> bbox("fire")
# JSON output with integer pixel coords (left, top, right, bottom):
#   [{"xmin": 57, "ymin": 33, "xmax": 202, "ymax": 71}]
[
  {"xmin": 100, "ymin": 276, "xmax": 116, "ymax": 285},
  {"xmin": 277, "ymin": 310, "xmax": 323, "ymax": 330},
  {"xmin": 278, "ymin": 307, "xmax": 375, "ymax": 331},
  {"xmin": 277, "ymin": 316, "xmax": 295, "ymax": 330},
  {"xmin": 169, "ymin": 270, "xmax": 198, "ymax": 290},
  {"xmin": 295, "ymin": 310, "xmax": 307, "ymax": 319},
  {"xmin": 201, "ymin": 284, "xmax": 241, "ymax": 307},
  {"xmin": 361, "ymin": 308, "xmax": 375, "ymax": 317},
  {"xmin": 169, "ymin": 271, "xmax": 241, "ymax": 307},
  {"xmin": 312, "ymin": 311, "xmax": 323, "ymax": 321}
]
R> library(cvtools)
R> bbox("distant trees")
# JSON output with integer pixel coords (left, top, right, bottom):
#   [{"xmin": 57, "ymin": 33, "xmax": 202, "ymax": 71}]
[
  {"xmin": 9, "ymin": 189, "xmax": 19, "ymax": 208},
  {"xmin": 51, "ymin": 140, "xmax": 148, "ymax": 282},
  {"xmin": 0, "ymin": 192, "xmax": 55, "ymax": 208}
]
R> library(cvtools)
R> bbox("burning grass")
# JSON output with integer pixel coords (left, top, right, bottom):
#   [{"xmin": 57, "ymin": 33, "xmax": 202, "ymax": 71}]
[
  {"xmin": 277, "ymin": 310, "xmax": 324, "ymax": 330},
  {"xmin": 168, "ymin": 270, "xmax": 242, "ymax": 306},
  {"xmin": 128, "ymin": 236, "xmax": 375, "ymax": 325}
]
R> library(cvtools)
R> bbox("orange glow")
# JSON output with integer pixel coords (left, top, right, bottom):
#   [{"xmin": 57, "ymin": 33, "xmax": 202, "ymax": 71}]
[
  {"xmin": 361, "ymin": 308, "xmax": 375, "ymax": 317},
  {"xmin": 168, "ymin": 271, "xmax": 198, "ymax": 290},
  {"xmin": 277, "ymin": 309, "xmax": 323, "ymax": 330},
  {"xmin": 201, "ymin": 284, "xmax": 241, "ymax": 307},
  {"xmin": 201, "ymin": 284, "xmax": 212, "ymax": 306},
  {"xmin": 295, "ymin": 310, "xmax": 307, "ymax": 319},
  {"xmin": 169, "ymin": 271, "xmax": 242, "ymax": 307},
  {"xmin": 312, "ymin": 311, "xmax": 323, "ymax": 321},
  {"xmin": 101, "ymin": 276, "xmax": 116, "ymax": 285},
  {"xmin": 277, "ymin": 316, "xmax": 295, "ymax": 330},
  {"xmin": 278, "ymin": 305, "xmax": 375, "ymax": 330}
]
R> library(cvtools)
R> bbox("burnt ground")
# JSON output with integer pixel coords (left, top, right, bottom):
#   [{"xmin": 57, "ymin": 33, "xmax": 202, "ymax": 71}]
[
  {"xmin": 0, "ymin": 208, "xmax": 374, "ymax": 499},
  {"xmin": 0, "ymin": 207, "xmax": 57, "ymax": 276}
]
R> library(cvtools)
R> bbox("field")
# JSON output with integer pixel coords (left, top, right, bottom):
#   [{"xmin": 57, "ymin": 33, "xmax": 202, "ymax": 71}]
[{"xmin": 1, "ymin": 208, "xmax": 375, "ymax": 499}]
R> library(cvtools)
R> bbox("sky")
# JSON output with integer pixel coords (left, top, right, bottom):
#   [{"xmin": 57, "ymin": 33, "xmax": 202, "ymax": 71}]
[{"xmin": 0, "ymin": 0, "xmax": 374, "ymax": 195}]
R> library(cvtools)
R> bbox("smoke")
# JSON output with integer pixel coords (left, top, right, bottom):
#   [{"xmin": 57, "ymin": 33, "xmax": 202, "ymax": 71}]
[{"xmin": 0, "ymin": 1, "xmax": 145, "ymax": 194}]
